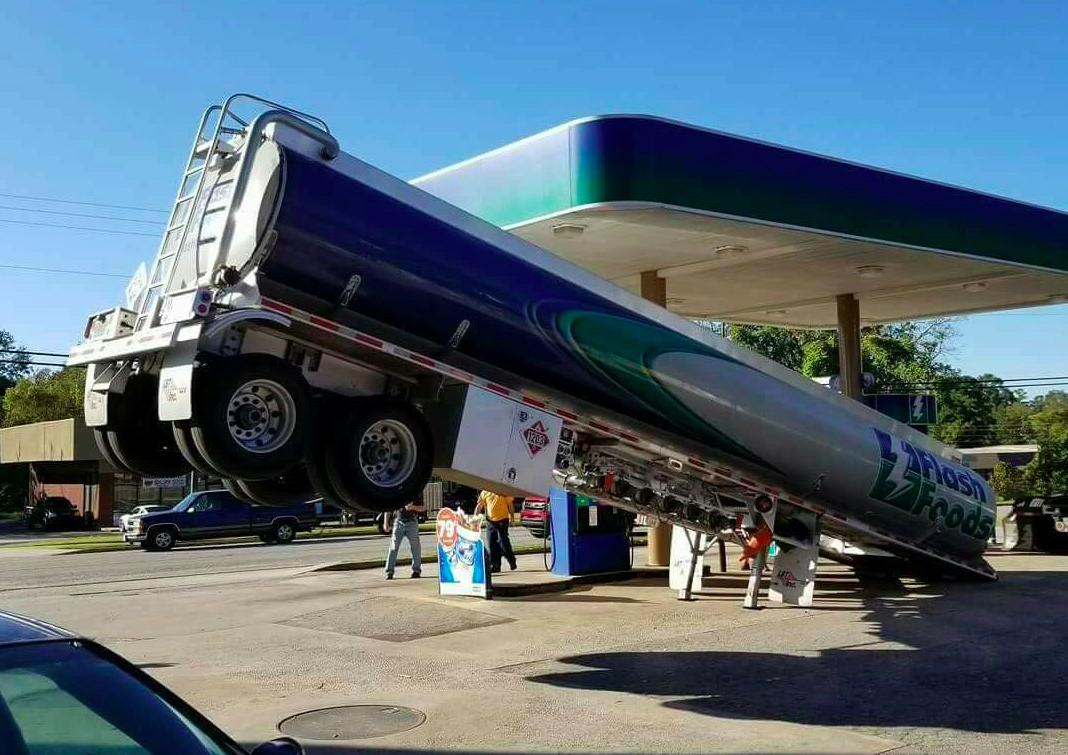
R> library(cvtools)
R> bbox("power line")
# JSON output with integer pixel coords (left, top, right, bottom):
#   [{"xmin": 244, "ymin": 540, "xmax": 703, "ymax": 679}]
[
  {"xmin": 0, "ymin": 349, "xmax": 69, "ymax": 358},
  {"xmin": 0, "ymin": 192, "xmax": 167, "ymax": 214},
  {"xmin": 0, "ymin": 263, "xmax": 128, "ymax": 278},
  {"xmin": 0, "ymin": 218, "xmax": 159, "ymax": 237},
  {"xmin": 0, "ymin": 204, "xmax": 164, "ymax": 226}
]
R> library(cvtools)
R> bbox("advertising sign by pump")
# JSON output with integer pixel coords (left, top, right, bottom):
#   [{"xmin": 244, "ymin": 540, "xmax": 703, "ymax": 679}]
[{"xmin": 437, "ymin": 507, "xmax": 489, "ymax": 598}]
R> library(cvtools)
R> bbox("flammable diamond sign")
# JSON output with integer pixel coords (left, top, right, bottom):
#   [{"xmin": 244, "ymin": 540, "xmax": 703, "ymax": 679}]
[{"xmin": 523, "ymin": 419, "xmax": 550, "ymax": 457}]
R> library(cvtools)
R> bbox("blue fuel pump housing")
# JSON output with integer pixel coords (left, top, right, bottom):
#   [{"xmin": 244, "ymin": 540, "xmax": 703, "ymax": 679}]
[{"xmin": 548, "ymin": 488, "xmax": 632, "ymax": 576}]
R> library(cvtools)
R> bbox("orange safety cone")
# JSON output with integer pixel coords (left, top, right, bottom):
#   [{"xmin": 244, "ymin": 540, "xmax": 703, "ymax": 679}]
[{"xmin": 739, "ymin": 521, "xmax": 773, "ymax": 562}]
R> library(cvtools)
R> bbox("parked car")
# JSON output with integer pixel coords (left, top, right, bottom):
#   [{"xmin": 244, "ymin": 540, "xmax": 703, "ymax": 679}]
[
  {"xmin": 125, "ymin": 489, "xmax": 317, "ymax": 551},
  {"xmin": 23, "ymin": 497, "xmax": 85, "ymax": 532},
  {"xmin": 119, "ymin": 504, "xmax": 172, "ymax": 533},
  {"xmin": 521, "ymin": 496, "xmax": 550, "ymax": 538},
  {"xmin": 0, "ymin": 609, "xmax": 302, "ymax": 754}
]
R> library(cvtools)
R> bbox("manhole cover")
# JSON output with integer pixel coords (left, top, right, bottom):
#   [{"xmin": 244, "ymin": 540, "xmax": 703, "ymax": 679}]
[{"xmin": 278, "ymin": 705, "xmax": 426, "ymax": 741}]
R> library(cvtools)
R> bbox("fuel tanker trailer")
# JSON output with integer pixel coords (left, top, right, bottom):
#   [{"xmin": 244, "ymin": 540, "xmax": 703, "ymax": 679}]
[{"xmin": 68, "ymin": 95, "xmax": 995, "ymax": 578}]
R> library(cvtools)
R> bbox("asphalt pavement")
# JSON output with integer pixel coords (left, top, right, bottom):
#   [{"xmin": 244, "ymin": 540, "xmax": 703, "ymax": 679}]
[{"xmin": 0, "ymin": 527, "xmax": 541, "ymax": 591}]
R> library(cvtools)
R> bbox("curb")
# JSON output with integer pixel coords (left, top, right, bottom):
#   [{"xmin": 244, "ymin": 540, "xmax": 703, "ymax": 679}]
[
  {"xmin": 492, "ymin": 567, "xmax": 665, "ymax": 597},
  {"xmin": 312, "ymin": 543, "xmax": 551, "ymax": 573},
  {"xmin": 311, "ymin": 539, "xmax": 649, "ymax": 575}
]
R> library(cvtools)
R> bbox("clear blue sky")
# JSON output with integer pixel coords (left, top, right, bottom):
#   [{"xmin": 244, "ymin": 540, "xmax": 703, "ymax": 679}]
[{"xmin": 1, "ymin": 1, "xmax": 1066, "ymax": 393}]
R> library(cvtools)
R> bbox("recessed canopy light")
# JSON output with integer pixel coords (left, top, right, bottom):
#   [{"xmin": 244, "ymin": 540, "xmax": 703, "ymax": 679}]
[
  {"xmin": 855, "ymin": 265, "xmax": 885, "ymax": 279},
  {"xmin": 552, "ymin": 223, "xmax": 586, "ymax": 239},
  {"xmin": 766, "ymin": 309, "xmax": 787, "ymax": 318},
  {"xmin": 666, "ymin": 297, "xmax": 685, "ymax": 307},
  {"xmin": 962, "ymin": 281, "xmax": 987, "ymax": 293},
  {"xmin": 712, "ymin": 245, "xmax": 747, "ymax": 258}
]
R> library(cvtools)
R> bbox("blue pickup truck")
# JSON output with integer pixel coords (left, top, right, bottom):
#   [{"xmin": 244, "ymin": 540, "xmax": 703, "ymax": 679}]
[{"xmin": 124, "ymin": 489, "xmax": 317, "ymax": 551}]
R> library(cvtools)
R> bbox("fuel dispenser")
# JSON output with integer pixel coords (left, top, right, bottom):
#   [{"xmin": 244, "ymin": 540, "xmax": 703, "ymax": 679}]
[{"xmin": 548, "ymin": 487, "xmax": 632, "ymax": 576}]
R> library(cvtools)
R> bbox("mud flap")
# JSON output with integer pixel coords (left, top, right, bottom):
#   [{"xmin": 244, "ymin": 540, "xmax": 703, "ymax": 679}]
[
  {"xmin": 158, "ymin": 341, "xmax": 198, "ymax": 421},
  {"xmin": 769, "ymin": 509, "xmax": 820, "ymax": 607},
  {"xmin": 83, "ymin": 362, "xmax": 131, "ymax": 427}
]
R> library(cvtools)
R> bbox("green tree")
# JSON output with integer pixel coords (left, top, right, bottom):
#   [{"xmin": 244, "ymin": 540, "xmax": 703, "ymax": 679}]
[
  {"xmin": 928, "ymin": 374, "xmax": 1018, "ymax": 447},
  {"xmin": 991, "ymin": 461, "xmax": 1028, "ymax": 501},
  {"xmin": 0, "ymin": 329, "xmax": 32, "ymax": 416},
  {"xmin": 1020, "ymin": 391, "xmax": 1068, "ymax": 495},
  {"xmin": 1, "ymin": 368, "xmax": 85, "ymax": 427}
]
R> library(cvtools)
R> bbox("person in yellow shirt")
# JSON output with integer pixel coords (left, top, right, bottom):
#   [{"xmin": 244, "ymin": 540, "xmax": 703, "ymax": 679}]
[{"xmin": 475, "ymin": 489, "xmax": 516, "ymax": 572}]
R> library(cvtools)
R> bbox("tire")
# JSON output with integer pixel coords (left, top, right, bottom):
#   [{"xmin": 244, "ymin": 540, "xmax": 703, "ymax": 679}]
[
  {"xmin": 93, "ymin": 428, "xmax": 130, "ymax": 473},
  {"xmin": 189, "ymin": 355, "xmax": 313, "ymax": 481},
  {"xmin": 325, "ymin": 399, "xmax": 433, "ymax": 513},
  {"xmin": 270, "ymin": 520, "xmax": 297, "ymax": 544},
  {"xmin": 173, "ymin": 421, "xmax": 216, "ymax": 476},
  {"xmin": 106, "ymin": 375, "xmax": 189, "ymax": 478},
  {"xmin": 235, "ymin": 467, "xmax": 316, "ymax": 507},
  {"xmin": 304, "ymin": 394, "xmax": 366, "ymax": 515},
  {"xmin": 221, "ymin": 478, "xmax": 258, "ymax": 504},
  {"xmin": 145, "ymin": 527, "xmax": 176, "ymax": 551}
]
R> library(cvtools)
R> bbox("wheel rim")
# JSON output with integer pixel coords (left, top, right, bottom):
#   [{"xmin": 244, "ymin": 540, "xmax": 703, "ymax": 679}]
[
  {"xmin": 277, "ymin": 524, "xmax": 294, "ymax": 541},
  {"xmin": 155, "ymin": 532, "xmax": 172, "ymax": 548},
  {"xmin": 225, "ymin": 379, "xmax": 297, "ymax": 454},
  {"xmin": 358, "ymin": 419, "xmax": 417, "ymax": 488}
]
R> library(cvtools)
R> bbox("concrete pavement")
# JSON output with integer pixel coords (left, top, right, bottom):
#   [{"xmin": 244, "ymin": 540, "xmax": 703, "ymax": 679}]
[{"xmin": 2, "ymin": 541, "xmax": 1067, "ymax": 754}]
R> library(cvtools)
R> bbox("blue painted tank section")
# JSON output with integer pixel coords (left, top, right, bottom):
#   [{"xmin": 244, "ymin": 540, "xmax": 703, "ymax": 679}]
[{"xmin": 263, "ymin": 147, "xmax": 757, "ymax": 462}]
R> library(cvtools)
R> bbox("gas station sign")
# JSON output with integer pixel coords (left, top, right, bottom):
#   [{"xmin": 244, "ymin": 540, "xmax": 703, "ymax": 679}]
[{"xmin": 866, "ymin": 394, "xmax": 937, "ymax": 426}]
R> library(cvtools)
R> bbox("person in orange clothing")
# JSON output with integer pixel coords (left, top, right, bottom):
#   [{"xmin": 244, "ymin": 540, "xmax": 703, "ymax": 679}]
[{"xmin": 475, "ymin": 489, "xmax": 516, "ymax": 572}]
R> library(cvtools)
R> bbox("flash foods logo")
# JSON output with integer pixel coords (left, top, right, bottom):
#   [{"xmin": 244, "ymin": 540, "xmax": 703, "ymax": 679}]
[{"xmin": 869, "ymin": 428, "xmax": 993, "ymax": 541}]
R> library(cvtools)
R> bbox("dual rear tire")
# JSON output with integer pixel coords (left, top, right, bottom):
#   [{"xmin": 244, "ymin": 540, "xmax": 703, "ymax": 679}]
[{"xmin": 102, "ymin": 354, "xmax": 434, "ymax": 513}]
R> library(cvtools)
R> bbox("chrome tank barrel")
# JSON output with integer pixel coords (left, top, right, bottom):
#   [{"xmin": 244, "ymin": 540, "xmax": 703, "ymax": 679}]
[{"xmin": 235, "ymin": 141, "xmax": 995, "ymax": 561}]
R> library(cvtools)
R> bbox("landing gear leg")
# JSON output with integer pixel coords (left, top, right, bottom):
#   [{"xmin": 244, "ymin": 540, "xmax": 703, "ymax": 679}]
[{"xmin": 743, "ymin": 545, "xmax": 769, "ymax": 610}]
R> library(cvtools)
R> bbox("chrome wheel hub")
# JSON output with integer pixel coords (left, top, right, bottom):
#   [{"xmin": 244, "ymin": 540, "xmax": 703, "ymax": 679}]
[
  {"xmin": 359, "ymin": 419, "xmax": 417, "ymax": 488},
  {"xmin": 226, "ymin": 379, "xmax": 296, "ymax": 454}
]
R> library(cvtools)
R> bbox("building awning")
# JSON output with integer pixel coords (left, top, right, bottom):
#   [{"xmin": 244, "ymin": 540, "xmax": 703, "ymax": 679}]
[{"xmin": 415, "ymin": 115, "xmax": 1068, "ymax": 328}]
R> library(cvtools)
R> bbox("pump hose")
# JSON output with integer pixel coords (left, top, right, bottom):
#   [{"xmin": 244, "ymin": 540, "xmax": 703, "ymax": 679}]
[{"xmin": 542, "ymin": 512, "xmax": 556, "ymax": 572}]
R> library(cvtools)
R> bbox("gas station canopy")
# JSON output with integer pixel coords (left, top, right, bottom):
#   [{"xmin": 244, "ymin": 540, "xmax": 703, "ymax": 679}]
[{"xmin": 414, "ymin": 115, "xmax": 1068, "ymax": 328}]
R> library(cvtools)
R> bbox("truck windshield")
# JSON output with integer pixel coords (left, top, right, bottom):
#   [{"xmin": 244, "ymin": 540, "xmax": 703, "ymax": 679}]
[{"xmin": 171, "ymin": 493, "xmax": 199, "ymax": 513}]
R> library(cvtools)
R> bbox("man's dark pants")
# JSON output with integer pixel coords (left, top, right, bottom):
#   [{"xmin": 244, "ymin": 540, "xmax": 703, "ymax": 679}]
[{"xmin": 487, "ymin": 518, "xmax": 516, "ymax": 571}]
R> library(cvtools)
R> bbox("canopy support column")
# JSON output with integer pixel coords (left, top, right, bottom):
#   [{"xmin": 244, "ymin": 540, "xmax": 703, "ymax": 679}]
[
  {"xmin": 836, "ymin": 294, "xmax": 863, "ymax": 401},
  {"xmin": 641, "ymin": 270, "xmax": 672, "ymax": 567}
]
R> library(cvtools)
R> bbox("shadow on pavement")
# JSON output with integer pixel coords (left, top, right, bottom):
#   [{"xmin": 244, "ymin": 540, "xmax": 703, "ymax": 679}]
[{"xmin": 523, "ymin": 569, "xmax": 1068, "ymax": 735}]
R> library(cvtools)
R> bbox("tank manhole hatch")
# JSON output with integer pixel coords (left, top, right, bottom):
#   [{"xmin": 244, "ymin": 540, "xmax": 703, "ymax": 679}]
[{"xmin": 278, "ymin": 705, "xmax": 426, "ymax": 741}]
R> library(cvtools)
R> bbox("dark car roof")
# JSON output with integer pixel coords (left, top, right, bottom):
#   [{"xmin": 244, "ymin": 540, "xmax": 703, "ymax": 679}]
[{"xmin": 0, "ymin": 610, "xmax": 74, "ymax": 646}]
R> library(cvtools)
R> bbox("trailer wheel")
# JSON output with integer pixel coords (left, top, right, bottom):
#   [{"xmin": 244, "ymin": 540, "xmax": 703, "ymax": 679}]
[
  {"xmin": 173, "ymin": 421, "xmax": 215, "ymax": 476},
  {"xmin": 325, "ymin": 399, "xmax": 433, "ymax": 513},
  {"xmin": 93, "ymin": 428, "xmax": 130, "ymax": 473},
  {"xmin": 305, "ymin": 397, "xmax": 364, "ymax": 512},
  {"xmin": 190, "ymin": 355, "xmax": 313, "ymax": 480},
  {"xmin": 221, "ymin": 478, "xmax": 257, "ymax": 504},
  {"xmin": 234, "ymin": 467, "xmax": 316, "ymax": 507},
  {"xmin": 106, "ymin": 375, "xmax": 189, "ymax": 478}
]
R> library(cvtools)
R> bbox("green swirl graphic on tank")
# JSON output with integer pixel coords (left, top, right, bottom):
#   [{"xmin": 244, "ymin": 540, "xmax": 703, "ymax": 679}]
[{"xmin": 558, "ymin": 310, "xmax": 994, "ymax": 561}]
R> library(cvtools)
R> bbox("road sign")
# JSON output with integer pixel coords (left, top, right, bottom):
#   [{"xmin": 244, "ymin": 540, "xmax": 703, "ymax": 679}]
[{"xmin": 866, "ymin": 394, "xmax": 937, "ymax": 425}]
